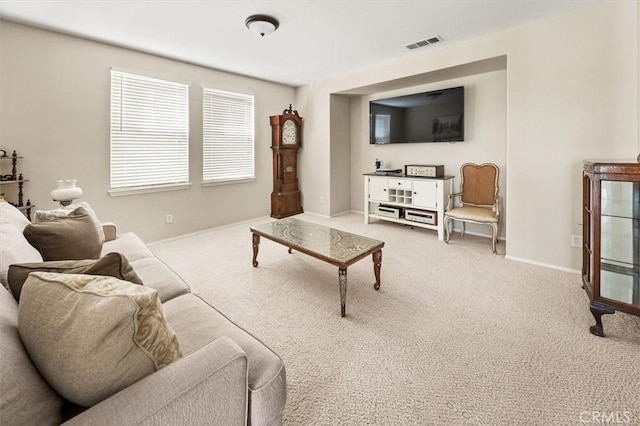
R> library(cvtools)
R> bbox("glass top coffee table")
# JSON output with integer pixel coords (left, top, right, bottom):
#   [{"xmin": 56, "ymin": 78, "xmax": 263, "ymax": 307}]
[{"xmin": 250, "ymin": 217, "xmax": 384, "ymax": 317}]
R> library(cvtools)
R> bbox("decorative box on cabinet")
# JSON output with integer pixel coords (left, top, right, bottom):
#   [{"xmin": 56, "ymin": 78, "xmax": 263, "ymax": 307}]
[
  {"xmin": 364, "ymin": 173, "xmax": 453, "ymax": 240},
  {"xmin": 582, "ymin": 160, "xmax": 640, "ymax": 337},
  {"xmin": 0, "ymin": 150, "xmax": 34, "ymax": 220}
]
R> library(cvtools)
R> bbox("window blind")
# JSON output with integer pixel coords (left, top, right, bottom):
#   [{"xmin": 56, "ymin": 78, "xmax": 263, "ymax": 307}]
[
  {"xmin": 110, "ymin": 70, "xmax": 189, "ymax": 191},
  {"xmin": 202, "ymin": 88, "xmax": 254, "ymax": 183}
]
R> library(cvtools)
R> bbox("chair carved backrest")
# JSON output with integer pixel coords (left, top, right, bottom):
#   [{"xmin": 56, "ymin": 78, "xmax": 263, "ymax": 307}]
[{"xmin": 459, "ymin": 163, "xmax": 499, "ymax": 208}]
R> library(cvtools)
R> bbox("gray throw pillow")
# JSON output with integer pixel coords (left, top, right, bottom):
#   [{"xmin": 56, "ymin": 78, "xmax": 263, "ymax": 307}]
[
  {"xmin": 8, "ymin": 252, "xmax": 143, "ymax": 302},
  {"xmin": 34, "ymin": 202, "xmax": 106, "ymax": 243},
  {"xmin": 23, "ymin": 206, "xmax": 102, "ymax": 261}
]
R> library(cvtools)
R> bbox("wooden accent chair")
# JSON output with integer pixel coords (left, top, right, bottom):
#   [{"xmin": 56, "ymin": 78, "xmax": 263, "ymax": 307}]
[{"xmin": 444, "ymin": 163, "xmax": 500, "ymax": 253}]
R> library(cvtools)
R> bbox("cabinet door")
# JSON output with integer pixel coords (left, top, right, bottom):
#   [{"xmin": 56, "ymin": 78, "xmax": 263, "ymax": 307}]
[
  {"xmin": 599, "ymin": 180, "xmax": 639, "ymax": 307},
  {"xmin": 412, "ymin": 180, "xmax": 437, "ymax": 209},
  {"xmin": 368, "ymin": 177, "xmax": 388, "ymax": 202}
]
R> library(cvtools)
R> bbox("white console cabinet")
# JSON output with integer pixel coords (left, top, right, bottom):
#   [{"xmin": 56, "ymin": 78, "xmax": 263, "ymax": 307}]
[{"xmin": 364, "ymin": 173, "xmax": 454, "ymax": 240}]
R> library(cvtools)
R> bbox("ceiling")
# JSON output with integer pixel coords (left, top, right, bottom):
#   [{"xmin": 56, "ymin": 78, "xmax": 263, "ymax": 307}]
[{"xmin": 0, "ymin": 0, "xmax": 601, "ymax": 87}]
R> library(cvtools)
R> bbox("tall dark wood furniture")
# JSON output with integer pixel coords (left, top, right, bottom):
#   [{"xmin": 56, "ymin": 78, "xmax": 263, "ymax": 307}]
[
  {"xmin": 582, "ymin": 160, "xmax": 640, "ymax": 337},
  {"xmin": 0, "ymin": 150, "xmax": 34, "ymax": 220},
  {"xmin": 270, "ymin": 105, "xmax": 303, "ymax": 219}
]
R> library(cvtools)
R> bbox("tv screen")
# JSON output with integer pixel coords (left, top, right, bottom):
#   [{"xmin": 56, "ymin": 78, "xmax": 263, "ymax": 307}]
[{"xmin": 369, "ymin": 86, "xmax": 464, "ymax": 144}]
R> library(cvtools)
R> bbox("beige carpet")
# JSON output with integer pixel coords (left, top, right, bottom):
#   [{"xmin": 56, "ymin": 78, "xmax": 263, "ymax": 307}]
[{"xmin": 150, "ymin": 212, "xmax": 640, "ymax": 425}]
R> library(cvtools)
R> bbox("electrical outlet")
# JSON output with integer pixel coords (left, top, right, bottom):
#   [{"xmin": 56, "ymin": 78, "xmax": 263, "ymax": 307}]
[
  {"xmin": 571, "ymin": 235, "xmax": 582, "ymax": 248},
  {"xmin": 319, "ymin": 196, "xmax": 325, "ymax": 204},
  {"xmin": 165, "ymin": 214, "xmax": 173, "ymax": 224}
]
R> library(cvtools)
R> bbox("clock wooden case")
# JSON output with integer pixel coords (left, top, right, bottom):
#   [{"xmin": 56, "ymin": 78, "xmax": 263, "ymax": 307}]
[{"xmin": 270, "ymin": 105, "xmax": 303, "ymax": 218}]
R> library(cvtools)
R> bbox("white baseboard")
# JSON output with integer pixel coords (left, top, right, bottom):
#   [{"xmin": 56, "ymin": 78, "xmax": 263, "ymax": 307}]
[{"xmin": 505, "ymin": 255, "xmax": 580, "ymax": 275}]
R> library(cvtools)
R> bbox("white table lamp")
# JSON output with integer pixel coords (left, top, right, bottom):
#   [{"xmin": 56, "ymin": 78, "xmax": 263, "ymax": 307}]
[{"xmin": 51, "ymin": 179, "xmax": 83, "ymax": 206}]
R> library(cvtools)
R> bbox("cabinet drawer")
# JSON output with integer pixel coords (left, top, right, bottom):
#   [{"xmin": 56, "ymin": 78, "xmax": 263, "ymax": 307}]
[{"xmin": 388, "ymin": 179, "xmax": 412, "ymax": 190}]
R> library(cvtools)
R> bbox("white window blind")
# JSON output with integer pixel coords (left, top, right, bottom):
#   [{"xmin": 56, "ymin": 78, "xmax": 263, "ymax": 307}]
[
  {"xmin": 203, "ymin": 88, "xmax": 254, "ymax": 183},
  {"xmin": 110, "ymin": 70, "xmax": 189, "ymax": 192}
]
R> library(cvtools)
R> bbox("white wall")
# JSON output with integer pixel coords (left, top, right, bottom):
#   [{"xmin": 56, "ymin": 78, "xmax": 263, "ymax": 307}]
[
  {"xmin": 329, "ymin": 95, "xmax": 352, "ymax": 215},
  {"xmin": 296, "ymin": 1, "xmax": 639, "ymax": 271},
  {"xmin": 0, "ymin": 21, "xmax": 295, "ymax": 242},
  {"xmin": 295, "ymin": 82, "xmax": 332, "ymax": 217}
]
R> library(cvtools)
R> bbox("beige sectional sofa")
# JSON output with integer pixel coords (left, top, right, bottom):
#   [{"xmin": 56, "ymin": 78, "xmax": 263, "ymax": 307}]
[{"xmin": 0, "ymin": 201, "xmax": 286, "ymax": 425}]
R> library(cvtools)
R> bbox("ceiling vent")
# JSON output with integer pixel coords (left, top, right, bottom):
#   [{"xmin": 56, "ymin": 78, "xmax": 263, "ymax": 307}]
[{"xmin": 405, "ymin": 35, "xmax": 442, "ymax": 50}]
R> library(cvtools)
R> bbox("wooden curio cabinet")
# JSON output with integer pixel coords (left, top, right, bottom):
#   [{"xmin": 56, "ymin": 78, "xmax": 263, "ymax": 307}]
[{"xmin": 582, "ymin": 160, "xmax": 640, "ymax": 337}]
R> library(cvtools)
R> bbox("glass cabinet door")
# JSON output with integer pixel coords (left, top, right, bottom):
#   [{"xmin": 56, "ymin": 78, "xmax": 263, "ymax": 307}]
[
  {"xmin": 583, "ymin": 175, "xmax": 594, "ymax": 292},
  {"xmin": 599, "ymin": 180, "xmax": 640, "ymax": 307}
]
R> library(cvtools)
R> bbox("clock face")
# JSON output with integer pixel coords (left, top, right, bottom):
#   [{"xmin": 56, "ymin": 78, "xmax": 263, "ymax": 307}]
[{"xmin": 282, "ymin": 120, "xmax": 297, "ymax": 145}]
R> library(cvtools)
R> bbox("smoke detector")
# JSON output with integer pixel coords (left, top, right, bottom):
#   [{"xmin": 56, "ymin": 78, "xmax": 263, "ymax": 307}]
[{"xmin": 406, "ymin": 35, "xmax": 442, "ymax": 50}]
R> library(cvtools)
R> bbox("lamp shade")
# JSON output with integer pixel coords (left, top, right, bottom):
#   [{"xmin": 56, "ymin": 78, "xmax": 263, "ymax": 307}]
[{"xmin": 51, "ymin": 179, "xmax": 83, "ymax": 206}]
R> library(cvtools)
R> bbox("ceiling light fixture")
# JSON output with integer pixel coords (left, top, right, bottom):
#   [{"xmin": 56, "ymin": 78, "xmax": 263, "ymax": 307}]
[{"xmin": 245, "ymin": 14, "xmax": 279, "ymax": 37}]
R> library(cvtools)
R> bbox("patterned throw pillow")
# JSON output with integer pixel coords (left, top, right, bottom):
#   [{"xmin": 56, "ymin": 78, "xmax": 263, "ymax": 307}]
[
  {"xmin": 7, "ymin": 252, "xmax": 143, "ymax": 302},
  {"xmin": 18, "ymin": 272, "xmax": 182, "ymax": 407},
  {"xmin": 23, "ymin": 207, "xmax": 102, "ymax": 261}
]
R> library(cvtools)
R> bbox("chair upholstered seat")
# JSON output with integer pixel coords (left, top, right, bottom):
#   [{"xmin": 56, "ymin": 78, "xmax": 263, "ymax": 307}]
[{"xmin": 445, "ymin": 206, "xmax": 498, "ymax": 223}]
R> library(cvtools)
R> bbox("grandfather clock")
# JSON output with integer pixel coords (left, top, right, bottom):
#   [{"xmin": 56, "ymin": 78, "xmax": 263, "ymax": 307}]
[{"xmin": 270, "ymin": 105, "xmax": 303, "ymax": 218}]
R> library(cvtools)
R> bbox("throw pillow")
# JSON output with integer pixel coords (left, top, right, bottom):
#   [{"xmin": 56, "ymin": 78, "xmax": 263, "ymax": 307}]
[
  {"xmin": 18, "ymin": 272, "xmax": 182, "ymax": 407},
  {"xmin": 34, "ymin": 201, "xmax": 106, "ymax": 243},
  {"xmin": 0, "ymin": 202, "xmax": 43, "ymax": 291},
  {"xmin": 8, "ymin": 252, "xmax": 143, "ymax": 302},
  {"xmin": 23, "ymin": 206, "xmax": 102, "ymax": 261}
]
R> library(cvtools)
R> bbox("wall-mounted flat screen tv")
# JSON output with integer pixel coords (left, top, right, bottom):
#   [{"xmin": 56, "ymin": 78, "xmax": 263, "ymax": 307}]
[{"xmin": 369, "ymin": 86, "xmax": 464, "ymax": 144}]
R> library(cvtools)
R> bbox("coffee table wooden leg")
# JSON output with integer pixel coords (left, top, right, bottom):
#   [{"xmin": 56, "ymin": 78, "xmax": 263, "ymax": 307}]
[
  {"xmin": 373, "ymin": 250, "xmax": 382, "ymax": 290},
  {"xmin": 339, "ymin": 267, "xmax": 347, "ymax": 317},
  {"xmin": 252, "ymin": 233, "xmax": 260, "ymax": 267}
]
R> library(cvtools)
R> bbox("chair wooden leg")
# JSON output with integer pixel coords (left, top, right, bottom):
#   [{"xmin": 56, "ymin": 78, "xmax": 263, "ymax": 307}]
[
  {"xmin": 460, "ymin": 221, "xmax": 465, "ymax": 237},
  {"xmin": 491, "ymin": 223, "xmax": 498, "ymax": 254},
  {"xmin": 444, "ymin": 217, "xmax": 451, "ymax": 243}
]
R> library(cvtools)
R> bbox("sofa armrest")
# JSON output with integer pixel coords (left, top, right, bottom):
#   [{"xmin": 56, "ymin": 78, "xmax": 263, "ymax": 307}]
[
  {"xmin": 101, "ymin": 222, "xmax": 117, "ymax": 242},
  {"xmin": 63, "ymin": 336, "xmax": 248, "ymax": 426}
]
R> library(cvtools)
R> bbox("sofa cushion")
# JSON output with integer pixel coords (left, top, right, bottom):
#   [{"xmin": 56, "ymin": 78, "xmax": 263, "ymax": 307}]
[
  {"xmin": 100, "ymin": 232, "xmax": 191, "ymax": 301},
  {"xmin": 0, "ymin": 286, "xmax": 64, "ymax": 426},
  {"xmin": 8, "ymin": 252, "xmax": 143, "ymax": 302},
  {"xmin": 34, "ymin": 202, "xmax": 106, "ymax": 243},
  {"xmin": 18, "ymin": 272, "xmax": 182, "ymax": 407},
  {"xmin": 102, "ymin": 231, "xmax": 155, "ymax": 262},
  {"xmin": 0, "ymin": 202, "xmax": 43, "ymax": 291},
  {"xmin": 23, "ymin": 207, "xmax": 102, "ymax": 261},
  {"xmin": 129, "ymin": 257, "xmax": 189, "ymax": 302},
  {"xmin": 162, "ymin": 293, "xmax": 286, "ymax": 425}
]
